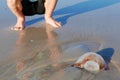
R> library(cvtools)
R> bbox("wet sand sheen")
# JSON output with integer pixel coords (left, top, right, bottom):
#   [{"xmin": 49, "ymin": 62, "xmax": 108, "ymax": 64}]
[
  {"xmin": 0, "ymin": 24, "xmax": 120, "ymax": 80},
  {"xmin": 1, "ymin": 0, "xmax": 120, "ymax": 80}
]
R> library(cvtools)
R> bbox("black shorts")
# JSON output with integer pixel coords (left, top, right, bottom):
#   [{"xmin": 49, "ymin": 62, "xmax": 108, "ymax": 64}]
[{"xmin": 22, "ymin": 0, "xmax": 45, "ymax": 16}]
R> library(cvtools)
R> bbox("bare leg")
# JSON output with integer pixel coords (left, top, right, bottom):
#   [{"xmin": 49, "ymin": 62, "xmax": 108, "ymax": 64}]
[
  {"xmin": 7, "ymin": 0, "xmax": 25, "ymax": 31},
  {"xmin": 44, "ymin": 0, "xmax": 62, "ymax": 28}
]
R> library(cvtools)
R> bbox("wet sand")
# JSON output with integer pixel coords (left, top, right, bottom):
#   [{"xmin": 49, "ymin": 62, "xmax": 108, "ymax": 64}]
[{"xmin": 1, "ymin": 0, "xmax": 120, "ymax": 80}]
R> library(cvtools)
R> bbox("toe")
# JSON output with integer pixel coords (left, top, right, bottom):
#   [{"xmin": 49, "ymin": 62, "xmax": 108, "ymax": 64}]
[
  {"xmin": 55, "ymin": 22, "xmax": 62, "ymax": 27},
  {"xmin": 11, "ymin": 26, "xmax": 24, "ymax": 31}
]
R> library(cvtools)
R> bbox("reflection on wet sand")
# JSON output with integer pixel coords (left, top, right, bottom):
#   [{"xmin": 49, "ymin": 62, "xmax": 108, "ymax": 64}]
[
  {"xmin": 1, "ymin": 25, "xmax": 120, "ymax": 80},
  {"xmin": 1, "ymin": 0, "xmax": 120, "ymax": 79},
  {"xmin": 15, "ymin": 23, "xmax": 120, "ymax": 80},
  {"xmin": 14, "ymin": 24, "xmax": 93, "ymax": 80},
  {"xmin": 15, "ymin": 24, "xmax": 87, "ymax": 80},
  {"xmin": 15, "ymin": 24, "xmax": 64, "ymax": 80}
]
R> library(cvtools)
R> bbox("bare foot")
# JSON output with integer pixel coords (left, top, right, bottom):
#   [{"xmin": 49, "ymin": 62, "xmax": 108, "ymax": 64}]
[
  {"xmin": 11, "ymin": 19, "xmax": 25, "ymax": 31},
  {"xmin": 45, "ymin": 16, "xmax": 62, "ymax": 28},
  {"xmin": 11, "ymin": 26, "xmax": 24, "ymax": 31}
]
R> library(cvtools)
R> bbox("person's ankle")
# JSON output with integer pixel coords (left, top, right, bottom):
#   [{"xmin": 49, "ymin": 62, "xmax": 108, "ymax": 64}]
[
  {"xmin": 17, "ymin": 16, "xmax": 25, "ymax": 21},
  {"xmin": 45, "ymin": 14, "xmax": 52, "ymax": 19}
]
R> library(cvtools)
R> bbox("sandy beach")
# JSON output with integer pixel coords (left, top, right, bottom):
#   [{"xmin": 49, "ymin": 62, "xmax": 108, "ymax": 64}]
[{"xmin": 0, "ymin": 0, "xmax": 120, "ymax": 80}]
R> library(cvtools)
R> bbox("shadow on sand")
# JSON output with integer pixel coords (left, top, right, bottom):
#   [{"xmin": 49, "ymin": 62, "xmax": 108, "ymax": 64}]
[
  {"xmin": 26, "ymin": 0, "xmax": 120, "ymax": 26},
  {"xmin": 97, "ymin": 48, "xmax": 114, "ymax": 65}
]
